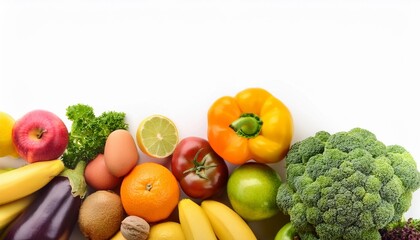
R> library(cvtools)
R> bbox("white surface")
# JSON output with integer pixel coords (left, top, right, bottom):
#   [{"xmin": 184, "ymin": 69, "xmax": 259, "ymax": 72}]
[{"xmin": 1, "ymin": 0, "xmax": 419, "ymax": 238}]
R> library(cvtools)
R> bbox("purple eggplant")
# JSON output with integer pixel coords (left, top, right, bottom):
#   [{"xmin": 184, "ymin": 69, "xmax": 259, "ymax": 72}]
[{"xmin": 4, "ymin": 161, "xmax": 87, "ymax": 240}]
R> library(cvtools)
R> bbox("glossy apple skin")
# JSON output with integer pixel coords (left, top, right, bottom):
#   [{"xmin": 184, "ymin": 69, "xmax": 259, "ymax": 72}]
[{"xmin": 12, "ymin": 110, "xmax": 69, "ymax": 163}]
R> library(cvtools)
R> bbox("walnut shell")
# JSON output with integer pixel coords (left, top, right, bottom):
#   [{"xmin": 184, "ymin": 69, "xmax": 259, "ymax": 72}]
[{"xmin": 120, "ymin": 215, "xmax": 150, "ymax": 240}]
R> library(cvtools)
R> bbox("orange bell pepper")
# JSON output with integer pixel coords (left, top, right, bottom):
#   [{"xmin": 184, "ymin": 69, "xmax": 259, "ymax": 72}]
[{"xmin": 207, "ymin": 87, "xmax": 293, "ymax": 165}]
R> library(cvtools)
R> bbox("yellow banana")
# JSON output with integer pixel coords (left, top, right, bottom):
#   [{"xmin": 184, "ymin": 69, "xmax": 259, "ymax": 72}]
[
  {"xmin": 0, "ymin": 168, "xmax": 13, "ymax": 174},
  {"xmin": 0, "ymin": 159, "xmax": 64, "ymax": 205},
  {"xmin": 0, "ymin": 193, "xmax": 37, "ymax": 229},
  {"xmin": 201, "ymin": 200, "xmax": 257, "ymax": 240},
  {"xmin": 178, "ymin": 198, "xmax": 217, "ymax": 240}
]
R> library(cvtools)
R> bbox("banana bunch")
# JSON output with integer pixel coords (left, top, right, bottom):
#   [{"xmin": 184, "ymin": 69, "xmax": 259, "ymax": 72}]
[
  {"xmin": 178, "ymin": 198, "xmax": 257, "ymax": 240},
  {"xmin": 0, "ymin": 193, "xmax": 36, "ymax": 229},
  {"xmin": 0, "ymin": 159, "xmax": 65, "ymax": 229},
  {"xmin": 179, "ymin": 198, "xmax": 217, "ymax": 240}
]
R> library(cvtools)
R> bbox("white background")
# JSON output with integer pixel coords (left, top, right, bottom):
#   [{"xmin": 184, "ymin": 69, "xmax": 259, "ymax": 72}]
[{"xmin": 1, "ymin": 0, "xmax": 419, "ymax": 239}]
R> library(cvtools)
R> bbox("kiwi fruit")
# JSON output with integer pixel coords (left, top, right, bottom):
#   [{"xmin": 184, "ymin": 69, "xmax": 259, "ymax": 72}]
[{"xmin": 78, "ymin": 190, "xmax": 124, "ymax": 240}]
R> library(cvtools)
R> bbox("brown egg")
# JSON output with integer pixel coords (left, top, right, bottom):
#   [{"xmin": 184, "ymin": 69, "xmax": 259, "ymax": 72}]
[
  {"xmin": 84, "ymin": 154, "xmax": 122, "ymax": 190},
  {"xmin": 104, "ymin": 129, "xmax": 139, "ymax": 177}
]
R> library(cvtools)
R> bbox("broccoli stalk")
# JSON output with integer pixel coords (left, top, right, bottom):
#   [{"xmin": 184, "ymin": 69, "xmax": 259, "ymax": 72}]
[
  {"xmin": 276, "ymin": 128, "xmax": 420, "ymax": 240},
  {"xmin": 61, "ymin": 104, "xmax": 129, "ymax": 169}
]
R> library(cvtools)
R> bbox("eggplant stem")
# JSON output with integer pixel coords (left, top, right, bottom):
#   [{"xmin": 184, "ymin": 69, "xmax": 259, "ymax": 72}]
[{"xmin": 60, "ymin": 160, "xmax": 87, "ymax": 199}]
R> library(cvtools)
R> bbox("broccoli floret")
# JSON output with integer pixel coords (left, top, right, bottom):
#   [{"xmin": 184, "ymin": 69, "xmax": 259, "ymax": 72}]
[
  {"xmin": 372, "ymin": 156, "xmax": 394, "ymax": 183},
  {"xmin": 290, "ymin": 202, "xmax": 313, "ymax": 232},
  {"xmin": 380, "ymin": 176, "xmax": 404, "ymax": 203},
  {"xmin": 386, "ymin": 145, "xmax": 420, "ymax": 191},
  {"xmin": 300, "ymin": 232, "xmax": 320, "ymax": 240},
  {"xmin": 277, "ymin": 183, "xmax": 295, "ymax": 213},
  {"xmin": 316, "ymin": 223, "xmax": 344, "ymax": 240},
  {"xmin": 306, "ymin": 149, "xmax": 347, "ymax": 180},
  {"xmin": 314, "ymin": 131, "xmax": 331, "ymax": 142},
  {"xmin": 306, "ymin": 206, "xmax": 323, "ymax": 225},
  {"xmin": 347, "ymin": 148, "xmax": 374, "ymax": 175},
  {"xmin": 325, "ymin": 131, "xmax": 364, "ymax": 153},
  {"xmin": 276, "ymin": 128, "xmax": 420, "ymax": 240},
  {"xmin": 301, "ymin": 182, "xmax": 321, "ymax": 206},
  {"xmin": 298, "ymin": 136, "xmax": 325, "ymax": 163},
  {"xmin": 286, "ymin": 142, "xmax": 304, "ymax": 164},
  {"xmin": 392, "ymin": 191, "xmax": 413, "ymax": 222},
  {"xmin": 286, "ymin": 163, "xmax": 306, "ymax": 189}
]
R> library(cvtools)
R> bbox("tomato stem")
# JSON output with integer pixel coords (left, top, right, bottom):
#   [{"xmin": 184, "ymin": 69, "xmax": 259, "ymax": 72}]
[
  {"xmin": 183, "ymin": 148, "xmax": 218, "ymax": 180},
  {"xmin": 229, "ymin": 113, "xmax": 263, "ymax": 138}
]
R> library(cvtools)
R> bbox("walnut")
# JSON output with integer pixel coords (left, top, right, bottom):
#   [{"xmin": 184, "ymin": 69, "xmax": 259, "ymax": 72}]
[{"xmin": 120, "ymin": 215, "xmax": 150, "ymax": 240}]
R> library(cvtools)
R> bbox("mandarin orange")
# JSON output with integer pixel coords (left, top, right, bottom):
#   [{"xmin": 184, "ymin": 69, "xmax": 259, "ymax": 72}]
[{"xmin": 120, "ymin": 162, "xmax": 180, "ymax": 222}]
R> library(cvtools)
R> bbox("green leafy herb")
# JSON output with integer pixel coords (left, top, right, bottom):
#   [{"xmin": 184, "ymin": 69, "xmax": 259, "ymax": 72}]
[{"xmin": 61, "ymin": 104, "xmax": 129, "ymax": 169}]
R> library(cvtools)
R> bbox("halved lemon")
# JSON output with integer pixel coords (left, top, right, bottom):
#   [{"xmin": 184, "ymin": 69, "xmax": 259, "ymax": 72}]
[{"xmin": 136, "ymin": 114, "xmax": 179, "ymax": 158}]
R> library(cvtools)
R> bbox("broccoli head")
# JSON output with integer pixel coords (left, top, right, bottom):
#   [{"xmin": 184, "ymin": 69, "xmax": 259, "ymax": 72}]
[{"xmin": 277, "ymin": 127, "xmax": 420, "ymax": 240}]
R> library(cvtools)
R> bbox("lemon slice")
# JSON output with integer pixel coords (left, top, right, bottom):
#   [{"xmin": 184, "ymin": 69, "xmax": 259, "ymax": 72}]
[{"xmin": 136, "ymin": 114, "xmax": 179, "ymax": 158}]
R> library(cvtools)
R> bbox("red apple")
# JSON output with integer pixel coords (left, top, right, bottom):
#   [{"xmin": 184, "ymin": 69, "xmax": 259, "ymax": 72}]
[{"xmin": 12, "ymin": 109, "xmax": 69, "ymax": 163}]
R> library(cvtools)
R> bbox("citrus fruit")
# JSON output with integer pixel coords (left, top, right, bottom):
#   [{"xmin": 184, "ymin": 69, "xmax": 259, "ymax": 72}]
[
  {"xmin": 0, "ymin": 111, "xmax": 19, "ymax": 158},
  {"xmin": 136, "ymin": 114, "xmax": 179, "ymax": 158},
  {"xmin": 120, "ymin": 162, "xmax": 180, "ymax": 222},
  {"xmin": 227, "ymin": 162, "xmax": 282, "ymax": 221},
  {"xmin": 148, "ymin": 221, "xmax": 186, "ymax": 240}
]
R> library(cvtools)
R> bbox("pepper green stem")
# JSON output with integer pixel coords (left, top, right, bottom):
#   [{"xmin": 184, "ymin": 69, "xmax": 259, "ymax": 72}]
[
  {"xmin": 60, "ymin": 160, "xmax": 87, "ymax": 199},
  {"xmin": 229, "ymin": 113, "xmax": 263, "ymax": 138},
  {"xmin": 183, "ymin": 148, "xmax": 217, "ymax": 179}
]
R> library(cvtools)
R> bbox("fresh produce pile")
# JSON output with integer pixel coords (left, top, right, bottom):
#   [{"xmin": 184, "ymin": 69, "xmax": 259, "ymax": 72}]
[{"xmin": 0, "ymin": 87, "xmax": 419, "ymax": 240}]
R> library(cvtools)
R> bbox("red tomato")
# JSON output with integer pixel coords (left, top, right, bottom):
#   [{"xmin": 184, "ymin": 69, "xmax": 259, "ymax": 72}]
[{"xmin": 171, "ymin": 136, "xmax": 229, "ymax": 199}]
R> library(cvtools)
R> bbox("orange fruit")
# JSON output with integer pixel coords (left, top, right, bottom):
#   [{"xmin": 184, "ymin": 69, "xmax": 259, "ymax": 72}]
[{"xmin": 120, "ymin": 162, "xmax": 180, "ymax": 222}]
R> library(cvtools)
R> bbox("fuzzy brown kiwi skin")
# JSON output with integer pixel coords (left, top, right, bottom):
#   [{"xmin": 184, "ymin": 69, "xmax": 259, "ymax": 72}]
[{"xmin": 78, "ymin": 190, "xmax": 125, "ymax": 240}]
